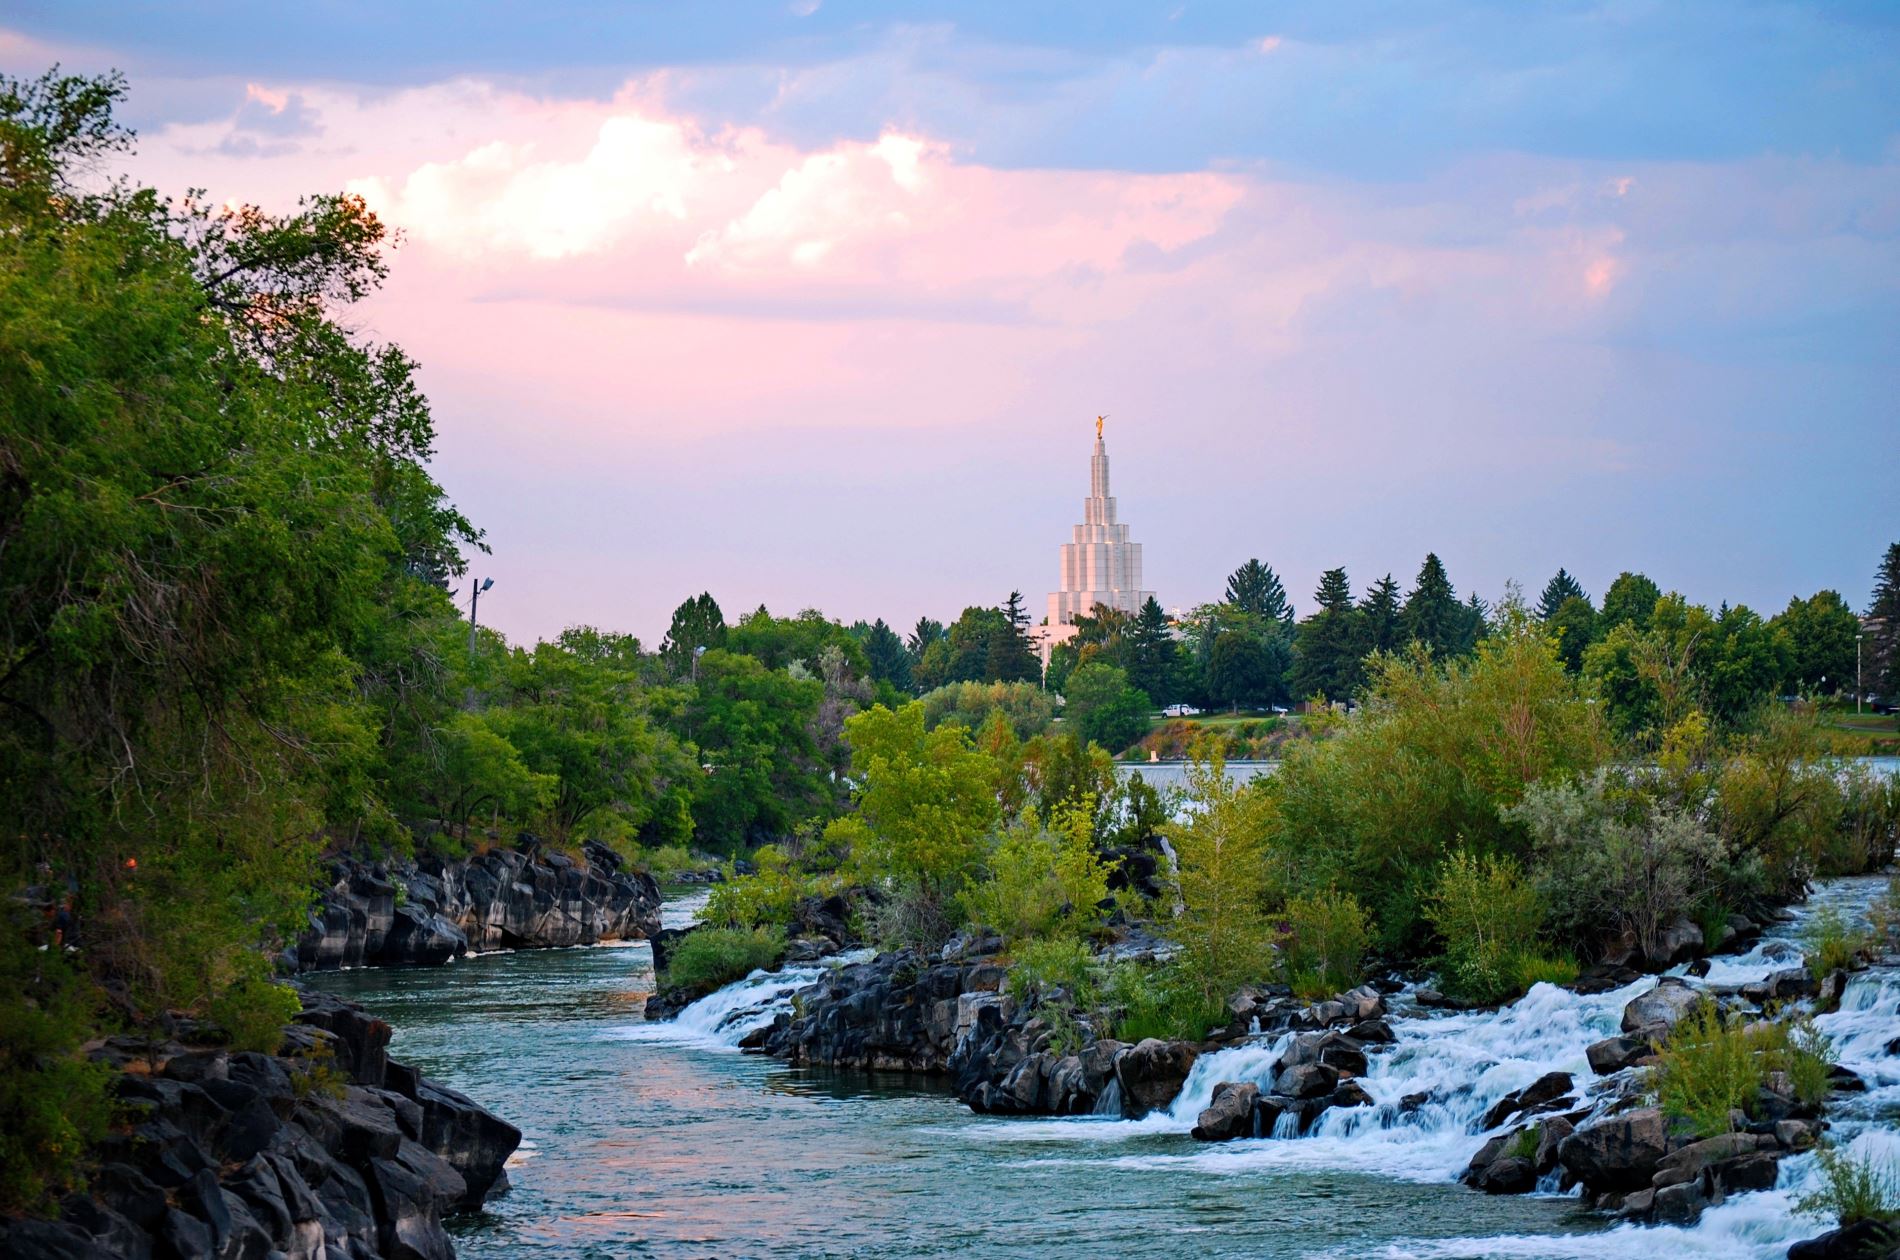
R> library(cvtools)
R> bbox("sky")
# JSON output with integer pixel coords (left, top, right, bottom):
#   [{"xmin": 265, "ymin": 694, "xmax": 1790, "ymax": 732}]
[{"xmin": 5, "ymin": 2, "xmax": 1897, "ymax": 646}]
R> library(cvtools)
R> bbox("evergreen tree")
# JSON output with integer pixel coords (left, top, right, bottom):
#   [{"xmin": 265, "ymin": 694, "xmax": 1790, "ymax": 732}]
[
  {"xmin": 983, "ymin": 593, "xmax": 1040, "ymax": 684},
  {"xmin": 1457, "ymin": 593, "xmax": 1491, "ymax": 655},
  {"xmin": 1547, "ymin": 595, "xmax": 1597, "ymax": 673},
  {"xmin": 908, "ymin": 616, "xmax": 946, "ymax": 658},
  {"xmin": 1401, "ymin": 554, "xmax": 1461, "ymax": 656},
  {"xmin": 1224, "ymin": 559, "xmax": 1293, "ymax": 625},
  {"xmin": 1869, "ymin": 543, "xmax": 1900, "ymax": 700},
  {"xmin": 853, "ymin": 618, "xmax": 912, "ymax": 691},
  {"xmin": 1600, "ymin": 572, "xmax": 1662, "ymax": 632},
  {"xmin": 1536, "ymin": 569, "xmax": 1588, "ymax": 621},
  {"xmin": 660, "ymin": 592, "xmax": 727, "ymax": 672},
  {"xmin": 1291, "ymin": 567, "xmax": 1363, "ymax": 701},
  {"xmin": 1127, "ymin": 596, "xmax": 1180, "ymax": 706},
  {"xmin": 1357, "ymin": 573, "xmax": 1403, "ymax": 657}
]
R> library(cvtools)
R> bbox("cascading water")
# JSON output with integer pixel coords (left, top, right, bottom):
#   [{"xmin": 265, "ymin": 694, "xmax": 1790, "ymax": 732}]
[{"xmin": 598, "ymin": 950, "xmax": 875, "ymax": 1051}]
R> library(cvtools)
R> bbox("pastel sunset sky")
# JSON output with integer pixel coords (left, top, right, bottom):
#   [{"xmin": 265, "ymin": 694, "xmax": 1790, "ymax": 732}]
[{"xmin": 6, "ymin": 3, "xmax": 1897, "ymax": 645}]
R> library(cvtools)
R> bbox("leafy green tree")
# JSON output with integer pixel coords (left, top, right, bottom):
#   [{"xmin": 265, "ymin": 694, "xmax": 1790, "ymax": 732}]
[
  {"xmin": 1547, "ymin": 594, "xmax": 1598, "ymax": 673},
  {"xmin": 1600, "ymin": 571, "xmax": 1662, "ymax": 632},
  {"xmin": 1867, "ymin": 543, "xmax": 1900, "ymax": 700},
  {"xmin": 1069, "ymin": 604, "xmax": 1135, "ymax": 674},
  {"xmin": 1401, "ymin": 553, "xmax": 1463, "ymax": 656},
  {"xmin": 1064, "ymin": 663, "xmax": 1152, "ymax": 752},
  {"xmin": 672, "ymin": 649, "xmax": 825, "ymax": 851},
  {"xmin": 660, "ymin": 592, "xmax": 727, "ymax": 673},
  {"xmin": 1224, "ymin": 559, "xmax": 1293, "ymax": 625},
  {"xmin": 831, "ymin": 702, "xmax": 1000, "ymax": 892},
  {"xmin": 1207, "ymin": 631, "xmax": 1286, "ymax": 710},
  {"xmin": 1044, "ymin": 639, "xmax": 1078, "ymax": 694},
  {"xmin": 1703, "ymin": 604, "xmax": 1793, "ymax": 723},
  {"xmin": 1771, "ymin": 591, "xmax": 1860, "ymax": 696},
  {"xmin": 918, "ymin": 681, "xmax": 1057, "ymax": 740},
  {"xmin": 1164, "ymin": 751, "xmax": 1278, "ymax": 1011},
  {"xmin": 1291, "ymin": 568, "xmax": 1362, "ymax": 701},
  {"xmin": 728, "ymin": 605, "xmax": 869, "ymax": 677},
  {"xmin": 1536, "ymin": 569, "xmax": 1588, "ymax": 621}
]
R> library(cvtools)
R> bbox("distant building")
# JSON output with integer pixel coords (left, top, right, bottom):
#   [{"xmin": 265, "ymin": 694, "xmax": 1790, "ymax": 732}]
[{"xmin": 1032, "ymin": 419, "xmax": 1155, "ymax": 666}]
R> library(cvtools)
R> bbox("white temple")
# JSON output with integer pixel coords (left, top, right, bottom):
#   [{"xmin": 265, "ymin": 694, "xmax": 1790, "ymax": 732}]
[{"xmin": 1035, "ymin": 419, "xmax": 1154, "ymax": 661}]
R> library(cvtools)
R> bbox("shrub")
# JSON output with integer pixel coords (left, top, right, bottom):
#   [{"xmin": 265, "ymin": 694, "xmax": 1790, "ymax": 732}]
[
  {"xmin": 1795, "ymin": 1144, "xmax": 1900, "ymax": 1228},
  {"xmin": 918, "ymin": 681, "xmax": 1058, "ymax": 740},
  {"xmin": 861, "ymin": 879, "xmax": 962, "ymax": 955},
  {"xmin": 704, "ymin": 848, "xmax": 803, "ymax": 930},
  {"xmin": 1651, "ymin": 1001, "xmax": 1781, "ymax": 1138},
  {"xmin": 1063, "ymin": 662, "xmax": 1153, "ymax": 753},
  {"xmin": 1164, "ymin": 750, "xmax": 1278, "ymax": 1009},
  {"xmin": 0, "ymin": 932, "xmax": 114, "ymax": 1215},
  {"xmin": 1280, "ymin": 888, "xmax": 1371, "ymax": 999},
  {"xmin": 959, "ymin": 801, "xmax": 1112, "ymax": 944},
  {"xmin": 1784, "ymin": 1016, "xmax": 1837, "ymax": 1109},
  {"xmin": 1802, "ymin": 907, "xmax": 1871, "ymax": 985},
  {"xmin": 662, "ymin": 926, "xmax": 785, "ymax": 994},
  {"xmin": 1509, "ymin": 951, "xmax": 1580, "ymax": 992},
  {"xmin": 1103, "ymin": 960, "xmax": 1227, "ymax": 1044},
  {"xmin": 639, "ymin": 844, "xmax": 700, "ymax": 880},
  {"xmin": 1005, "ymin": 937, "xmax": 1100, "ymax": 1007},
  {"xmin": 1425, "ymin": 850, "xmax": 1544, "ymax": 1005},
  {"xmin": 208, "ymin": 974, "xmax": 302, "ymax": 1055}
]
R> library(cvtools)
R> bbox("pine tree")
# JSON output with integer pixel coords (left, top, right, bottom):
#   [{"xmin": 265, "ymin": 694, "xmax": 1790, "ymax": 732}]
[
  {"xmin": 1869, "ymin": 543, "xmax": 1900, "ymax": 700},
  {"xmin": 661, "ymin": 592, "xmax": 727, "ymax": 672},
  {"xmin": 1600, "ymin": 572, "xmax": 1661, "ymax": 632},
  {"xmin": 984, "ymin": 592, "xmax": 1040, "ymax": 684},
  {"xmin": 1536, "ymin": 569, "xmax": 1588, "ymax": 621},
  {"xmin": 1401, "ymin": 554, "xmax": 1461, "ymax": 656},
  {"xmin": 1291, "ymin": 567, "xmax": 1362, "ymax": 701},
  {"xmin": 907, "ymin": 616, "xmax": 946, "ymax": 658},
  {"xmin": 1128, "ymin": 596, "xmax": 1179, "ymax": 706},
  {"xmin": 854, "ymin": 618, "xmax": 912, "ymax": 691},
  {"xmin": 1358, "ymin": 573, "xmax": 1403, "ymax": 656},
  {"xmin": 1224, "ymin": 559, "xmax": 1293, "ymax": 625}
]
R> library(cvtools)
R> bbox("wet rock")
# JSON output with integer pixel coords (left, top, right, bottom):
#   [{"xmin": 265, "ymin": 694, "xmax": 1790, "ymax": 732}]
[
  {"xmin": 1472, "ymin": 1155, "xmax": 1538, "ymax": 1195},
  {"xmin": 1115, "ymin": 1039, "xmax": 1202, "ymax": 1116},
  {"xmin": 1620, "ymin": 978, "xmax": 1704, "ymax": 1038},
  {"xmin": 1787, "ymin": 1219, "xmax": 1900, "ymax": 1259},
  {"xmin": 1272, "ymin": 1062, "xmax": 1339, "ymax": 1100},
  {"xmin": 1653, "ymin": 918, "xmax": 1705, "ymax": 966},
  {"xmin": 1348, "ymin": 1018, "xmax": 1395, "ymax": 1044},
  {"xmin": 1481, "ymin": 1071, "xmax": 1576, "ymax": 1129},
  {"xmin": 1557, "ymin": 1107, "xmax": 1674, "ymax": 1192},
  {"xmin": 1191, "ymin": 1081, "xmax": 1261, "ymax": 1141}
]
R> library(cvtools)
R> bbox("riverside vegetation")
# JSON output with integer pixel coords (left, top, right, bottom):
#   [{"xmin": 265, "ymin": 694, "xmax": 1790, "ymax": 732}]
[{"xmin": 6, "ymin": 65, "xmax": 1900, "ymax": 1256}]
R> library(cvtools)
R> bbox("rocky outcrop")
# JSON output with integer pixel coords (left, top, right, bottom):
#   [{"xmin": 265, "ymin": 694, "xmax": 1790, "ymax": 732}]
[
  {"xmin": 761, "ymin": 946, "xmax": 1011, "ymax": 1075},
  {"xmin": 0, "ymin": 991, "xmax": 520, "ymax": 1260},
  {"xmin": 291, "ymin": 838, "xmax": 661, "ymax": 970}
]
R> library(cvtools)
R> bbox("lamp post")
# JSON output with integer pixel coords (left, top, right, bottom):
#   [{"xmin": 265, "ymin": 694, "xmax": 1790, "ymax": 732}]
[
  {"xmin": 1858, "ymin": 634, "xmax": 1864, "ymax": 716},
  {"xmin": 692, "ymin": 643, "xmax": 707, "ymax": 682},
  {"xmin": 468, "ymin": 577, "xmax": 494, "ymax": 658}
]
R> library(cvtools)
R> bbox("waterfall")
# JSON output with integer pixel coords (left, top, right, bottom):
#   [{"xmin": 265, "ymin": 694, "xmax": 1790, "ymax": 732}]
[{"xmin": 597, "ymin": 949, "xmax": 874, "ymax": 1051}]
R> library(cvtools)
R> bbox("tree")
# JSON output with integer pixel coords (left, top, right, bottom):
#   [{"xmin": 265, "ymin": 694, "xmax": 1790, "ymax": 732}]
[
  {"xmin": 985, "ymin": 591, "xmax": 1041, "ymax": 684},
  {"xmin": 1401, "ymin": 553, "xmax": 1462, "ymax": 656},
  {"xmin": 1164, "ymin": 751, "xmax": 1278, "ymax": 1011},
  {"xmin": 1771, "ymin": 591, "xmax": 1860, "ymax": 696},
  {"xmin": 1547, "ymin": 594, "xmax": 1598, "ymax": 673},
  {"xmin": 1207, "ymin": 632, "xmax": 1272, "ymax": 710},
  {"xmin": 1291, "ymin": 568, "xmax": 1362, "ymax": 701},
  {"xmin": 850, "ymin": 618, "xmax": 913, "ymax": 692},
  {"xmin": 918, "ymin": 681, "xmax": 1057, "ymax": 740},
  {"xmin": 673, "ymin": 649, "xmax": 825, "ymax": 851},
  {"xmin": 1064, "ymin": 662, "xmax": 1152, "ymax": 753},
  {"xmin": 660, "ymin": 593, "xmax": 727, "ymax": 672},
  {"xmin": 1702, "ymin": 604, "xmax": 1792, "ymax": 723},
  {"xmin": 1536, "ymin": 569, "xmax": 1588, "ymax": 621},
  {"xmin": 1224, "ymin": 559, "xmax": 1293, "ymax": 625},
  {"xmin": 832, "ymin": 702, "xmax": 1000, "ymax": 892},
  {"xmin": 1869, "ymin": 543, "xmax": 1900, "ymax": 701},
  {"xmin": 1600, "ymin": 571, "xmax": 1662, "ymax": 632},
  {"xmin": 908, "ymin": 616, "xmax": 946, "ymax": 660},
  {"xmin": 1357, "ymin": 573, "xmax": 1404, "ymax": 658},
  {"xmin": 1127, "ymin": 596, "xmax": 1182, "ymax": 706},
  {"xmin": 1457, "ymin": 592, "xmax": 1492, "ymax": 655}
]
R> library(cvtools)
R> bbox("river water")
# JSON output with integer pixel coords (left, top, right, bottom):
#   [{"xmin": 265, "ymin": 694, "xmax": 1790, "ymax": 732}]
[{"xmin": 311, "ymin": 879, "xmax": 1900, "ymax": 1260}]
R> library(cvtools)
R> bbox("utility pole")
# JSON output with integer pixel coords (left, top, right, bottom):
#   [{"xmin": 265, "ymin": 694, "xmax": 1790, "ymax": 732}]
[
  {"xmin": 467, "ymin": 577, "xmax": 494, "ymax": 658},
  {"xmin": 1858, "ymin": 633, "xmax": 1864, "ymax": 716}
]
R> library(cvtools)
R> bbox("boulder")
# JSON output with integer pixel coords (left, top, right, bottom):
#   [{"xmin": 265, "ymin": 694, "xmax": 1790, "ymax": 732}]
[
  {"xmin": 1652, "ymin": 918, "xmax": 1705, "ymax": 966},
  {"xmin": 1191, "ymin": 1082, "xmax": 1261, "ymax": 1142},
  {"xmin": 1787, "ymin": 1219, "xmax": 1900, "ymax": 1260},
  {"xmin": 1471, "ymin": 1155, "xmax": 1538, "ymax": 1195},
  {"xmin": 1620, "ymin": 979, "xmax": 1704, "ymax": 1038},
  {"xmin": 1114, "ymin": 1039, "xmax": 1201, "ymax": 1117},
  {"xmin": 1557, "ymin": 1107, "xmax": 1674, "ymax": 1192},
  {"xmin": 1587, "ymin": 1034, "xmax": 1652, "ymax": 1075},
  {"xmin": 1272, "ymin": 1062, "xmax": 1340, "ymax": 1100}
]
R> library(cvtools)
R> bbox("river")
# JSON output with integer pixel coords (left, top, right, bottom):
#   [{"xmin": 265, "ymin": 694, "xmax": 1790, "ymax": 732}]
[{"xmin": 310, "ymin": 878, "xmax": 1898, "ymax": 1260}]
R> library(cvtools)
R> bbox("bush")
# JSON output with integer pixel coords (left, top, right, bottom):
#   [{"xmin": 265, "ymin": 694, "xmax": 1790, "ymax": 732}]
[
  {"xmin": 1425, "ymin": 850, "xmax": 1544, "ymax": 1005},
  {"xmin": 1803, "ymin": 907, "xmax": 1871, "ymax": 985},
  {"xmin": 208, "ymin": 974, "xmax": 302, "ymax": 1055},
  {"xmin": 704, "ymin": 848, "xmax": 804, "ymax": 930},
  {"xmin": 0, "ymin": 933, "xmax": 114, "ymax": 1215},
  {"xmin": 639, "ymin": 844, "xmax": 700, "ymax": 880},
  {"xmin": 1102, "ymin": 960, "xmax": 1228, "ymax": 1044},
  {"xmin": 1796, "ymin": 1144, "xmax": 1900, "ymax": 1228},
  {"xmin": 1784, "ymin": 1016, "xmax": 1837, "ymax": 1108},
  {"xmin": 1005, "ymin": 937, "xmax": 1100, "ymax": 1007},
  {"xmin": 918, "ymin": 681, "xmax": 1058, "ymax": 740},
  {"xmin": 1651, "ymin": 1001, "xmax": 1787, "ymax": 1137},
  {"xmin": 1280, "ymin": 888, "xmax": 1371, "ymax": 999},
  {"xmin": 959, "ymin": 801, "xmax": 1112, "ymax": 944},
  {"xmin": 662, "ymin": 926, "xmax": 785, "ymax": 994},
  {"xmin": 1509, "ymin": 951, "xmax": 1580, "ymax": 991},
  {"xmin": 860, "ymin": 879, "xmax": 962, "ymax": 955},
  {"xmin": 1063, "ymin": 663, "xmax": 1152, "ymax": 753}
]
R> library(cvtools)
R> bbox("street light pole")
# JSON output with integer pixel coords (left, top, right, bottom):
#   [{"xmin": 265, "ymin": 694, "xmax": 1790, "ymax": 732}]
[
  {"xmin": 1858, "ymin": 634, "xmax": 1864, "ymax": 716},
  {"xmin": 468, "ymin": 577, "xmax": 494, "ymax": 658}
]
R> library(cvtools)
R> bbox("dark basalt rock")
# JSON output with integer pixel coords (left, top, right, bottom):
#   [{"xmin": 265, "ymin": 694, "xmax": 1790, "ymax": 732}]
[
  {"xmin": 0, "ymin": 990, "xmax": 519, "ymax": 1260},
  {"xmin": 290, "ymin": 837, "xmax": 661, "ymax": 971}
]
